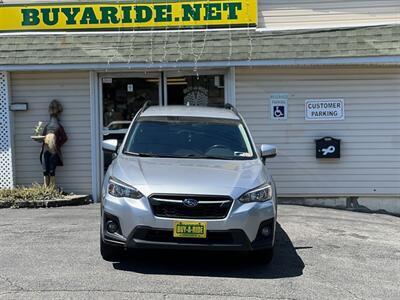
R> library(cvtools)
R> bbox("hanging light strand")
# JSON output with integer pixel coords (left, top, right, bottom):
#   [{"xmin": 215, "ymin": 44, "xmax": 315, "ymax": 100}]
[
  {"xmin": 161, "ymin": 0, "xmax": 169, "ymax": 65},
  {"xmin": 107, "ymin": 0, "xmax": 123, "ymax": 69},
  {"xmin": 127, "ymin": 0, "xmax": 138, "ymax": 67},
  {"xmin": 145, "ymin": 0, "xmax": 155, "ymax": 74},
  {"xmin": 193, "ymin": 0, "xmax": 210, "ymax": 76},
  {"xmin": 246, "ymin": 0, "xmax": 253, "ymax": 62}
]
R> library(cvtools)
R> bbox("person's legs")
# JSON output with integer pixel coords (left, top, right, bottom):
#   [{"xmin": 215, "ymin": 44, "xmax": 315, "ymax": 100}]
[
  {"xmin": 42, "ymin": 152, "xmax": 51, "ymax": 187},
  {"xmin": 43, "ymin": 175, "xmax": 50, "ymax": 187},
  {"xmin": 43, "ymin": 151, "xmax": 58, "ymax": 188},
  {"xmin": 49, "ymin": 176, "xmax": 56, "ymax": 188},
  {"xmin": 48, "ymin": 153, "xmax": 58, "ymax": 188}
]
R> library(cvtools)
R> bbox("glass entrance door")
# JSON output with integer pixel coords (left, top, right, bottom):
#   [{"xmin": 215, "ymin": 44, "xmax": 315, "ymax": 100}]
[
  {"xmin": 101, "ymin": 75, "xmax": 161, "ymax": 171},
  {"xmin": 100, "ymin": 71, "xmax": 227, "ymax": 172}
]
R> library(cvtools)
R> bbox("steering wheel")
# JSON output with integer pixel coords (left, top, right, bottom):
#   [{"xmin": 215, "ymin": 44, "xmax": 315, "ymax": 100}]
[
  {"xmin": 177, "ymin": 129, "xmax": 192, "ymax": 135},
  {"xmin": 206, "ymin": 144, "xmax": 228, "ymax": 152}
]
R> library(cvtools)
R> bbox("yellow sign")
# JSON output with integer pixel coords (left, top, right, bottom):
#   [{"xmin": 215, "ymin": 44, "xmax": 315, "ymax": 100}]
[{"xmin": 0, "ymin": 1, "xmax": 257, "ymax": 32}]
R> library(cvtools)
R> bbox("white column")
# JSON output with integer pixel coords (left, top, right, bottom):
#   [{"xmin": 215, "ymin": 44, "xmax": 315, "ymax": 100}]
[
  {"xmin": 90, "ymin": 71, "xmax": 101, "ymax": 202},
  {"xmin": 0, "ymin": 72, "xmax": 14, "ymax": 188},
  {"xmin": 226, "ymin": 67, "xmax": 236, "ymax": 106}
]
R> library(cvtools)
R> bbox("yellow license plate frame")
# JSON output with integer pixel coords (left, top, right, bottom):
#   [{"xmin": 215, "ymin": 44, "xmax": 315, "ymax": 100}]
[{"xmin": 173, "ymin": 221, "xmax": 207, "ymax": 238}]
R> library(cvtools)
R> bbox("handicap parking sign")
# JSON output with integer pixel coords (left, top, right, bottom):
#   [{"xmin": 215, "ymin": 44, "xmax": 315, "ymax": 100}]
[
  {"xmin": 274, "ymin": 106, "xmax": 285, "ymax": 118},
  {"xmin": 270, "ymin": 94, "xmax": 288, "ymax": 120}
]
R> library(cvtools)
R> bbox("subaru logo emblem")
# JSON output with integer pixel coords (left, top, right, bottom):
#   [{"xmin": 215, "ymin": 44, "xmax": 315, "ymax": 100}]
[{"xmin": 183, "ymin": 198, "xmax": 198, "ymax": 208}]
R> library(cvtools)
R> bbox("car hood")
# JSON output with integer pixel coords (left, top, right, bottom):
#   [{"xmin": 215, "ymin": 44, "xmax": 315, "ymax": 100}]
[{"xmin": 111, "ymin": 155, "xmax": 269, "ymax": 198}]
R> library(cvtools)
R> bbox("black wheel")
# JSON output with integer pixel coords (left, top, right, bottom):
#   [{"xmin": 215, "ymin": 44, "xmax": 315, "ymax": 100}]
[
  {"xmin": 251, "ymin": 248, "xmax": 274, "ymax": 264},
  {"xmin": 100, "ymin": 238, "xmax": 125, "ymax": 262}
]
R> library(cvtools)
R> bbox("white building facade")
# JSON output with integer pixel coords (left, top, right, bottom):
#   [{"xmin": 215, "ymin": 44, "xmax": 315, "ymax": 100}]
[{"xmin": 1, "ymin": 0, "xmax": 399, "ymax": 214}]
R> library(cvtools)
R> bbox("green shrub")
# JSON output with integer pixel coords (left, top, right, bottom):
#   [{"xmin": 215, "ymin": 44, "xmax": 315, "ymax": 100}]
[{"xmin": 0, "ymin": 183, "xmax": 68, "ymax": 201}]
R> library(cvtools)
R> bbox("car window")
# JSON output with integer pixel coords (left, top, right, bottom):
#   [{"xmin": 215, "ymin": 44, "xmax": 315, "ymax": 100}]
[
  {"xmin": 123, "ymin": 116, "xmax": 255, "ymax": 160},
  {"xmin": 108, "ymin": 123, "xmax": 130, "ymax": 130}
]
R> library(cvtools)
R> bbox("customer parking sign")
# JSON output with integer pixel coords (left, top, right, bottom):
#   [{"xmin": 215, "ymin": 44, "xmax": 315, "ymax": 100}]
[
  {"xmin": 305, "ymin": 99, "xmax": 344, "ymax": 121},
  {"xmin": 270, "ymin": 94, "xmax": 288, "ymax": 120}
]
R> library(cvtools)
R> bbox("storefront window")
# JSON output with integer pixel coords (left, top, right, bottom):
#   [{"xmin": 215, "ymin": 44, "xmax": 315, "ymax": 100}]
[
  {"xmin": 167, "ymin": 75, "xmax": 225, "ymax": 107},
  {"xmin": 102, "ymin": 77, "xmax": 160, "ymax": 128},
  {"xmin": 102, "ymin": 77, "xmax": 160, "ymax": 171}
]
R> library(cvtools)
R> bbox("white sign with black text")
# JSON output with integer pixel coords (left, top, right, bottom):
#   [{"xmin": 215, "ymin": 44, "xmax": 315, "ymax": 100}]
[
  {"xmin": 270, "ymin": 94, "xmax": 288, "ymax": 120},
  {"xmin": 305, "ymin": 99, "xmax": 345, "ymax": 121}
]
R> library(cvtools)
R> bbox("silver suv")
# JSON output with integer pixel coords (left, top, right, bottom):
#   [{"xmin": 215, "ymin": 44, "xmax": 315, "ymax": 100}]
[{"xmin": 101, "ymin": 104, "xmax": 278, "ymax": 263}]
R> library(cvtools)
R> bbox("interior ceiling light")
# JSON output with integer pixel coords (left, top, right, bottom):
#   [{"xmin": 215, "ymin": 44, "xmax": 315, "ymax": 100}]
[
  {"xmin": 167, "ymin": 78, "xmax": 187, "ymax": 82},
  {"xmin": 168, "ymin": 81, "xmax": 187, "ymax": 85}
]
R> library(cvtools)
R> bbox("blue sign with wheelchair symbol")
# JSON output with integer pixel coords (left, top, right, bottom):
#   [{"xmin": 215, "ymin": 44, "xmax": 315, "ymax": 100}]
[
  {"xmin": 271, "ymin": 94, "xmax": 289, "ymax": 120},
  {"xmin": 270, "ymin": 94, "xmax": 288, "ymax": 120},
  {"xmin": 274, "ymin": 106, "xmax": 285, "ymax": 118}
]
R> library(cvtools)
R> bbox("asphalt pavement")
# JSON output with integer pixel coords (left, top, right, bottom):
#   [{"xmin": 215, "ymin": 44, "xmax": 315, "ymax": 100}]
[{"xmin": 0, "ymin": 204, "xmax": 399, "ymax": 299}]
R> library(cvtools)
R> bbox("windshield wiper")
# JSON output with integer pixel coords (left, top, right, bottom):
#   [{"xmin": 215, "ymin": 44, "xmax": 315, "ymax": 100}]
[
  {"xmin": 181, "ymin": 154, "xmax": 232, "ymax": 160},
  {"xmin": 124, "ymin": 152, "xmax": 179, "ymax": 158},
  {"xmin": 125, "ymin": 152, "xmax": 239, "ymax": 160},
  {"xmin": 124, "ymin": 152, "xmax": 157, "ymax": 157}
]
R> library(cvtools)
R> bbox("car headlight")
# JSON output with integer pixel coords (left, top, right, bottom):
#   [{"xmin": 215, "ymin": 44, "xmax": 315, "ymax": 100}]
[
  {"xmin": 108, "ymin": 177, "xmax": 143, "ymax": 199},
  {"xmin": 239, "ymin": 183, "xmax": 273, "ymax": 203}
]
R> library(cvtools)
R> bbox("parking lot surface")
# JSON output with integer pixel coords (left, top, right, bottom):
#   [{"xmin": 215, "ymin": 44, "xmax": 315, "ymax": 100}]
[{"xmin": 0, "ymin": 204, "xmax": 399, "ymax": 300}]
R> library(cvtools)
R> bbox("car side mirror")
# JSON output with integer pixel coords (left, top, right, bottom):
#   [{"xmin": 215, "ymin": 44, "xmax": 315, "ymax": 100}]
[
  {"xmin": 260, "ymin": 144, "xmax": 277, "ymax": 159},
  {"xmin": 102, "ymin": 139, "xmax": 118, "ymax": 153}
]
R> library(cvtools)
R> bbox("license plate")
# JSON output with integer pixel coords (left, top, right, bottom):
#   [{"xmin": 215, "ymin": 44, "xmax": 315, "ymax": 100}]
[{"xmin": 173, "ymin": 221, "xmax": 207, "ymax": 239}]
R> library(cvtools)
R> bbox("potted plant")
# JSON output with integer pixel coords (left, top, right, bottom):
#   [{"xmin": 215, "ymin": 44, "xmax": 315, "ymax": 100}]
[{"xmin": 31, "ymin": 121, "xmax": 45, "ymax": 142}]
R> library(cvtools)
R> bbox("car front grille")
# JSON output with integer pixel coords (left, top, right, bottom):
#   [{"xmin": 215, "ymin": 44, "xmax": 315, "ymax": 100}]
[
  {"xmin": 135, "ymin": 228, "xmax": 235, "ymax": 244},
  {"xmin": 148, "ymin": 194, "xmax": 233, "ymax": 219}
]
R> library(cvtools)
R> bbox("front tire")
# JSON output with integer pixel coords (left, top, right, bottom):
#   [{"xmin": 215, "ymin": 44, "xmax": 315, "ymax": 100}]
[{"xmin": 100, "ymin": 238, "xmax": 125, "ymax": 261}]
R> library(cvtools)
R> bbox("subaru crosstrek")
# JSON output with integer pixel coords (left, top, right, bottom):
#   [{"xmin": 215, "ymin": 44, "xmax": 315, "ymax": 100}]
[{"xmin": 101, "ymin": 104, "xmax": 278, "ymax": 263}]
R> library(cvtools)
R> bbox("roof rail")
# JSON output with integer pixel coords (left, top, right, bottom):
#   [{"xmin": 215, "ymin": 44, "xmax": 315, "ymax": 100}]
[
  {"xmin": 134, "ymin": 100, "xmax": 152, "ymax": 119},
  {"xmin": 142, "ymin": 100, "xmax": 152, "ymax": 112},
  {"xmin": 224, "ymin": 103, "xmax": 241, "ymax": 118}
]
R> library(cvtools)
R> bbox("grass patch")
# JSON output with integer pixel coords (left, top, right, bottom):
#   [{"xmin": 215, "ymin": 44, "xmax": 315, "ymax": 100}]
[{"xmin": 0, "ymin": 183, "xmax": 68, "ymax": 202}]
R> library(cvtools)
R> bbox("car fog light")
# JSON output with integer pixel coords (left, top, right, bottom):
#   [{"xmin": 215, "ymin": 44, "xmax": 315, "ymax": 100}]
[
  {"xmin": 106, "ymin": 220, "xmax": 119, "ymax": 234},
  {"xmin": 261, "ymin": 226, "xmax": 271, "ymax": 237}
]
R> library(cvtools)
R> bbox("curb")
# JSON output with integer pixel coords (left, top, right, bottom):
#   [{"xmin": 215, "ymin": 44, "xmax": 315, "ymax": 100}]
[
  {"xmin": 0, "ymin": 195, "xmax": 91, "ymax": 209},
  {"xmin": 278, "ymin": 197, "xmax": 400, "ymax": 217}
]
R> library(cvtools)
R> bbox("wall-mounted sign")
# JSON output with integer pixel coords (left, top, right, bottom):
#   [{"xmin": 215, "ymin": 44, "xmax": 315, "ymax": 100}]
[
  {"xmin": 270, "ymin": 94, "xmax": 288, "ymax": 120},
  {"xmin": 316, "ymin": 137, "xmax": 341, "ymax": 159},
  {"xmin": 0, "ymin": 1, "xmax": 257, "ymax": 32},
  {"xmin": 9, "ymin": 103, "xmax": 28, "ymax": 111},
  {"xmin": 305, "ymin": 99, "xmax": 344, "ymax": 121}
]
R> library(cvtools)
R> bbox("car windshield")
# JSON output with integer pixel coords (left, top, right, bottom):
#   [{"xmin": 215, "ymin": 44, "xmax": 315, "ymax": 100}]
[{"xmin": 123, "ymin": 116, "xmax": 255, "ymax": 160}]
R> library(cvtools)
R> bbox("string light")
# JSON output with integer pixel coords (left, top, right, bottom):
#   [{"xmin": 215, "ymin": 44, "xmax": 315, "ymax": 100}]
[
  {"xmin": 101, "ymin": 1, "xmax": 259, "ymax": 71},
  {"xmin": 127, "ymin": 0, "xmax": 138, "ymax": 67},
  {"xmin": 175, "ymin": 3, "xmax": 183, "ymax": 67},
  {"xmin": 150, "ymin": 0, "xmax": 155, "ymax": 67},
  {"xmin": 107, "ymin": 0, "xmax": 122, "ymax": 70},
  {"xmin": 193, "ymin": 0, "xmax": 210, "ymax": 76},
  {"xmin": 228, "ymin": 24, "xmax": 232, "ymax": 62},
  {"xmin": 161, "ymin": 0, "xmax": 169, "ymax": 65},
  {"xmin": 246, "ymin": 0, "xmax": 253, "ymax": 62},
  {"xmin": 190, "ymin": 16, "xmax": 196, "ymax": 73}
]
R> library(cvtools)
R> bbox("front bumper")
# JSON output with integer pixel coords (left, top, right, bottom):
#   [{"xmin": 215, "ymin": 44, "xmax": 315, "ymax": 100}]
[{"xmin": 102, "ymin": 194, "xmax": 276, "ymax": 251}]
